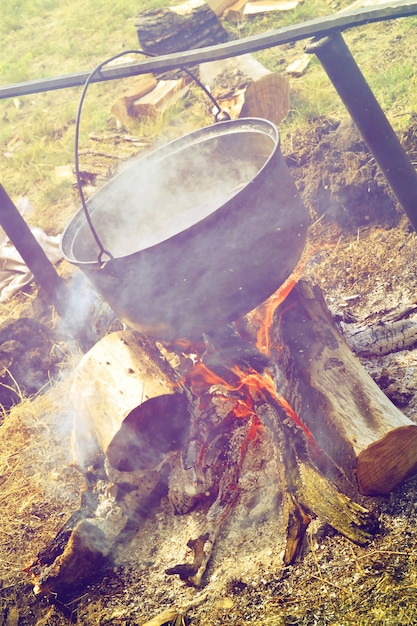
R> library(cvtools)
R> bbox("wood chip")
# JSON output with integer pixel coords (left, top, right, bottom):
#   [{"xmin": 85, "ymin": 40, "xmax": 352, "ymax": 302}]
[
  {"xmin": 141, "ymin": 607, "xmax": 179, "ymax": 626},
  {"xmin": 286, "ymin": 53, "xmax": 312, "ymax": 77},
  {"xmin": 132, "ymin": 78, "xmax": 190, "ymax": 118}
]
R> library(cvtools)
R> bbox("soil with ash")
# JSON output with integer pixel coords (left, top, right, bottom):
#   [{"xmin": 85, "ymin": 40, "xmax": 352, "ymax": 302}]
[{"xmin": 2, "ymin": 116, "xmax": 417, "ymax": 626}]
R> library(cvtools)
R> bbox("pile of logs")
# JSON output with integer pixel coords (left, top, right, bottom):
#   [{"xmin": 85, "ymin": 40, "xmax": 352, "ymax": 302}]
[
  {"xmin": 112, "ymin": 0, "xmax": 292, "ymax": 124},
  {"xmin": 111, "ymin": 0, "xmax": 386, "ymax": 124},
  {"xmin": 74, "ymin": 278, "xmax": 417, "ymax": 505}
]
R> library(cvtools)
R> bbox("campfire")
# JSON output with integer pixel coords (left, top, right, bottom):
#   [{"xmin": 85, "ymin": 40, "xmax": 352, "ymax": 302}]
[
  {"xmin": 19, "ymin": 14, "xmax": 417, "ymax": 613},
  {"xmin": 26, "ymin": 269, "xmax": 417, "ymax": 606}
]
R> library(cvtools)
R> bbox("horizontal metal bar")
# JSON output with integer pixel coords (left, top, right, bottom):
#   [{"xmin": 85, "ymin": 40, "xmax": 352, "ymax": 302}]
[{"xmin": 1, "ymin": 0, "xmax": 417, "ymax": 99}]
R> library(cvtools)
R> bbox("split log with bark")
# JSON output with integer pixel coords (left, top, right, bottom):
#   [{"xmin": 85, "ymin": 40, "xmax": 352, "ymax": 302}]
[
  {"xmin": 134, "ymin": 0, "xmax": 229, "ymax": 79},
  {"xmin": 124, "ymin": 1, "xmax": 289, "ymax": 123},
  {"xmin": 111, "ymin": 74, "xmax": 157, "ymax": 125},
  {"xmin": 262, "ymin": 280, "xmax": 417, "ymax": 497},
  {"xmin": 199, "ymin": 54, "xmax": 290, "ymax": 123}
]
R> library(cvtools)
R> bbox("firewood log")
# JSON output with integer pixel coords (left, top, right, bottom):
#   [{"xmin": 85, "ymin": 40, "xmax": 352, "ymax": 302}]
[
  {"xmin": 71, "ymin": 330, "xmax": 188, "ymax": 471},
  {"xmin": 131, "ymin": 77, "xmax": 191, "ymax": 118},
  {"xmin": 255, "ymin": 401, "xmax": 377, "ymax": 564},
  {"xmin": 225, "ymin": 0, "xmax": 301, "ymax": 21},
  {"xmin": 199, "ymin": 54, "xmax": 290, "ymax": 124},
  {"xmin": 268, "ymin": 280, "xmax": 417, "ymax": 496},
  {"xmin": 205, "ymin": 0, "xmax": 237, "ymax": 16},
  {"xmin": 134, "ymin": 0, "xmax": 229, "ymax": 76}
]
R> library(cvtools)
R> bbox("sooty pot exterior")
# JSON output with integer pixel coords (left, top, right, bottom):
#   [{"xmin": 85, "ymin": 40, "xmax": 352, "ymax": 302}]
[{"xmin": 61, "ymin": 118, "xmax": 309, "ymax": 341}]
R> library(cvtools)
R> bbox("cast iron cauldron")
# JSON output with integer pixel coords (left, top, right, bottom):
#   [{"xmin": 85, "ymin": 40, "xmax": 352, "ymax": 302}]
[{"xmin": 61, "ymin": 118, "xmax": 309, "ymax": 340}]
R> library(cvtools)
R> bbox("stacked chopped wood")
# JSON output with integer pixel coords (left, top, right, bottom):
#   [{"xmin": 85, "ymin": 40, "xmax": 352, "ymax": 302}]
[{"xmin": 113, "ymin": 0, "xmax": 229, "ymax": 123}]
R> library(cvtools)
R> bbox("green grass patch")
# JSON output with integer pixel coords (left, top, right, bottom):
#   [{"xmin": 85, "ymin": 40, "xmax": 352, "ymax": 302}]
[{"xmin": 1, "ymin": 0, "xmax": 417, "ymax": 226}]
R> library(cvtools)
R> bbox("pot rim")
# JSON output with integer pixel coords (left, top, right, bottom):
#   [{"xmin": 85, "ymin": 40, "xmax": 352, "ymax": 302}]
[{"xmin": 61, "ymin": 117, "xmax": 280, "ymax": 270}]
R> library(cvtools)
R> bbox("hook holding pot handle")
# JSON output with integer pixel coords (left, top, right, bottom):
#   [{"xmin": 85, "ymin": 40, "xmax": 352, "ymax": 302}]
[{"xmin": 75, "ymin": 49, "xmax": 230, "ymax": 265}]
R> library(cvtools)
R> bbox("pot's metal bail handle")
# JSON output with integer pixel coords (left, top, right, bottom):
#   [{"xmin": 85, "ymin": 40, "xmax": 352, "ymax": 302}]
[{"xmin": 75, "ymin": 50, "xmax": 230, "ymax": 267}]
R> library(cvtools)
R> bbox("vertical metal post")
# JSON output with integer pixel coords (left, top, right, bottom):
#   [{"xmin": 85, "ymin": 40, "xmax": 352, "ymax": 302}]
[
  {"xmin": 0, "ymin": 184, "xmax": 67, "ymax": 314},
  {"xmin": 306, "ymin": 31, "xmax": 417, "ymax": 231}
]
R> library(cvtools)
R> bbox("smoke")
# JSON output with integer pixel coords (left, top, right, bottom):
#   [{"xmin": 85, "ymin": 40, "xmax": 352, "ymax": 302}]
[
  {"xmin": 55, "ymin": 270, "xmax": 121, "ymax": 353},
  {"xmin": 68, "ymin": 126, "xmax": 266, "ymax": 259}
]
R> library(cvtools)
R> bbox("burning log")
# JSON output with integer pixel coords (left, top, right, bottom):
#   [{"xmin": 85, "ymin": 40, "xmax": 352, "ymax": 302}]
[
  {"xmin": 175, "ymin": 329, "xmax": 378, "ymax": 565},
  {"xmin": 254, "ymin": 401, "xmax": 377, "ymax": 563},
  {"xmin": 30, "ymin": 278, "xmax": 417, "ymax": 599},
  {"xmin": 260, "ymin": 279, "xmax": 417, "ymax": 496}
]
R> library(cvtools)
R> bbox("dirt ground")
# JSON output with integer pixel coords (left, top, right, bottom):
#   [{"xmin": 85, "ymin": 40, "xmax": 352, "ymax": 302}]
[{"xmin": 2, "ymin": 106, "xmax": 417, "ymax": 626}]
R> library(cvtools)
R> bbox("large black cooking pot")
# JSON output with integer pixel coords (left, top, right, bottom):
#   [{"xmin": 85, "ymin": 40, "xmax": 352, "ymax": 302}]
[{"xmin": 61, "ymin": 118, "xmax": 309, "ymax": 340}]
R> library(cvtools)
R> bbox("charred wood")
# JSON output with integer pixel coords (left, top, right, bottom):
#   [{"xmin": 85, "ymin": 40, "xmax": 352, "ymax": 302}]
[
  {"xmin": 165, "ymin": 531, "xmax": 214, "ymax": 586},
  {"xmin": 255, "ymin": 400, "xmax": 377, "ymax": 564},
  {"xmin": 35, "ymin": 278, "xmax": 417, "ymax": 600},
  {"xmin": 30, "ymin": 519, "xmax": 107, "ymax": 601},
  {"xmin": 343, "ymin": 315, "xmax": 417, "ymax": 357}
]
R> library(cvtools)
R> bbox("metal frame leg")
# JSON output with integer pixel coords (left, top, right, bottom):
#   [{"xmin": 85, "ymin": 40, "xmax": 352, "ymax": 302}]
[
  {"xmin": 0, "ymin": 184, "xmax": 68, "ymax": 314},
  {"xmin": 306, "ymin": 31, "xmax": 417, "ymax": 231}
]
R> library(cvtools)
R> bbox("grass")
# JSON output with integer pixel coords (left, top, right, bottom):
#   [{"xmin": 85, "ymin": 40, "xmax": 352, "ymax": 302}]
[
  {"xmin": 0, "ymin": 385, "xmax": 86, "ymax": 585},
  {"xmin": 0, "ymin": 0, "xmax": 176, "ymax": 223},
  {"xmin": 1, "ymin": 0, "xmax": 417, "ymax": 221}
]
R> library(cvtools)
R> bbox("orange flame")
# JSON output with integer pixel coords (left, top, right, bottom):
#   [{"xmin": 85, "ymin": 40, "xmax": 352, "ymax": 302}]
[
  {"xmin": 232, "ymin": 366, "xmax": 314, "ymax": 440},
  {"xmin": 255, "ymin": 274, "xmax": 298, "ymax": 357},
  {"xmin": 187, "ymin": 362, "xmax": 230, "ymax": 391},
  {"xmin": 185, "ymin": 250, "xmax": 318, "ymax": 447},
  {"xmin": 252, "ymin": 250, "xmax": 316, "ymax": 357},
  {"xmin": 187, "ymin": 360, "xmax": 313, "ymax": 442}
]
